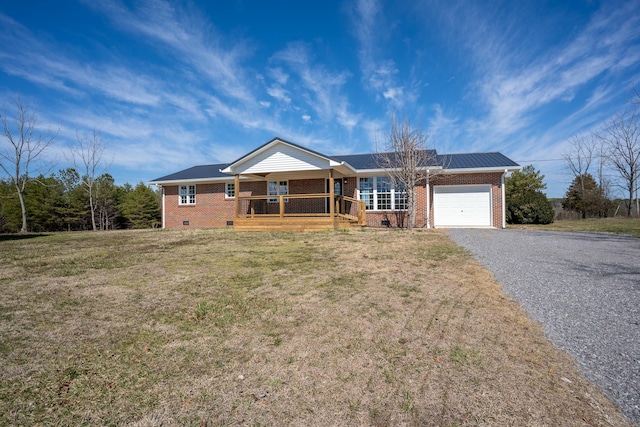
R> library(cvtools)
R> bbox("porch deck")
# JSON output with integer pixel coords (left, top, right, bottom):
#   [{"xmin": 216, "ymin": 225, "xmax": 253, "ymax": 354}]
[{"xmin": 233, "ymin": 193, "xmax": 366, "ymax": 231}]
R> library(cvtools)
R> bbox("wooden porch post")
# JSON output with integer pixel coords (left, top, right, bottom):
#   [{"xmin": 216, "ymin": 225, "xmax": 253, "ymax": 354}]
[
  {"xmin": 279, "ymin": 195, "xmax": 285, "ymax": 218},
  {"xmin": 329, "ymin": 170, "xmax": 335, "ymax": 218},
  {"xmin": 329, "ymin": 170, "xmax": 335, "ymax": 228},
  {"xmin": 234, "ymin": 174, "xmax": 240, "ymax": 218}
]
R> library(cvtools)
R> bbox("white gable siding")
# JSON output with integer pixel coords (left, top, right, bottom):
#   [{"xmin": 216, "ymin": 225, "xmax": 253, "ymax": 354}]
[{"xmin": 235, "ymin": 143, "xmax": 331, "ymax": 174}]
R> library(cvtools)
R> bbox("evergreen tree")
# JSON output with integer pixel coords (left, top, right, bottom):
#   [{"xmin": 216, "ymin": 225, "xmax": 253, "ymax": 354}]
[
  {"xmin": 563, "ymin": 173, "xmax": 610, "ymax": 218},
  {"xmin": 95, "ymin": 174, "xmax": 126, "ymax": 230},
  {"xmin": 56, "ymin": 168, "xmax": 88, "ymax": 231},
  {"xmin": 506, "ymin": 165, "xmax": 555, "ymax": 224},
  {"xmin": 0, "ymin": 179, "xmax": 21, "ymax": 232},
  {"xmin": 24, "ymin": 175, "xmax": 67, "ymax": 232},
  {"xmin": 120, "ymin": 182, "xmax": 161, "ymax": 229}
]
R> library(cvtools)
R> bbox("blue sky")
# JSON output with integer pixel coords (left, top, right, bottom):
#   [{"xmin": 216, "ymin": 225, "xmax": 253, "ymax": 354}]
[{"xmin": 1, "ymin": 0, "xmax": 639, "ymax": 197}]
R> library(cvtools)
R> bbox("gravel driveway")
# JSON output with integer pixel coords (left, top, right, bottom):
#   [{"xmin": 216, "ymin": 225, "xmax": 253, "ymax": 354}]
[{"xmin": 447, "ymin": 228, "xmax": 640, "ymax": 425}]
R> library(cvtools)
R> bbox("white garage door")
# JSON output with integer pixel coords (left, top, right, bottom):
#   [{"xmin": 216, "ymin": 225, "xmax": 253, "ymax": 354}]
[{"xmin": 434, "ymin": 185, "xmax": 492, "ymax": 227}]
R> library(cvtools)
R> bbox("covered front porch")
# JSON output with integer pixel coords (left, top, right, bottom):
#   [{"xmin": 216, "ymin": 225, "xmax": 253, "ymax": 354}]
[
  {"xmin": 222, "ymin": 138, "xmax": 367, "ymax": 231},
  {"xmin": 232, "ymin": 175, "xmax": 367, "ymax": 231}
]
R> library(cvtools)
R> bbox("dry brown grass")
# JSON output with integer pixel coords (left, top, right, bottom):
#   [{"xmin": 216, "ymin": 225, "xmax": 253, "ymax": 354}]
[
  {"xmin": 510, "ymin": 217, "xmax": 640, "ymax": 238},
  {"xmin": 0, "ymin": 229, "xmax": 631, "ymax": 426}
]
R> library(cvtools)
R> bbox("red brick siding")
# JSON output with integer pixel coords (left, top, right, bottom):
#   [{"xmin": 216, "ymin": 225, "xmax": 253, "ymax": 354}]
[
  {"xmin": 287, "ymin": 179, "xmax": 326, "ymax": 214},
  {"xmin": 164, "ymin": 181, "xmax": 265, "ymax": 228},
  {"xmin": 161, "ymin": 172, "xmax": 505, "ymax": 229},
  {"xmin": 164, "ymin": 184, "xmax": 234, "ymax": 228},
  {"xmin": 363, "ymin": 172, "xmax": 505, "ymax": 229}
]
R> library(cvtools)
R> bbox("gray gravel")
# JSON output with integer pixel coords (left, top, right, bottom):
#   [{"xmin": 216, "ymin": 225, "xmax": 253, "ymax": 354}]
[{"xmin": 447, "ymin": 228, "xmax": 640, "ymax": 425}]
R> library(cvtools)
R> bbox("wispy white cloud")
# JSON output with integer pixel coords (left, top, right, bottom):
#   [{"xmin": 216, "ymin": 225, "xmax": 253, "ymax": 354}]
[
  {"xmin": 0, "ymin": 13, "xmax": 204, "ymax": 111},
  {"xmin": 268, "ymin": 67, "xmax": 290, "ymax": 85},
  {"xmin": 348, "ymin": 0, "xmax": 407, "ymax": 109},
  {"xmin": 422, "ymin": 0, "xmax": 640, "ymax": 149},
  {"xmin": 83, "ymin": 0, "xmax": 255, "ymax": 103},
  {"xmin": 270, "ymin": 41, "xmax": 356, "ymax": 128},
  {"xmin": 266, "ymin": 86, "xmax": 291, "ymax": 103}
]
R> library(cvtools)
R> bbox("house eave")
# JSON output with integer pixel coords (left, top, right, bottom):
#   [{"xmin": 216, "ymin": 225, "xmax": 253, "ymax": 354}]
[
  {"xmin": 355, "ymin": 166, "xmax": 444, "ymax": 175},
  {"xmin": 443, "ymin": 166, "xmax": 521, "ymax": 174},
  {"xmin": 149, "ymin": 176, "xmax": 242, "ymax": 186}
]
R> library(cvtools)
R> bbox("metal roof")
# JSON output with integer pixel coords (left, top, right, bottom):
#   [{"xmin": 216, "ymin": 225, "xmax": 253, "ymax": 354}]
[
  {"xmin": 333, "ymin": 150, "xmax": 439, "ymax": 170},
  {"xmin": 150, "ymin": 164, "xmax": 228, "ymax": 182},
  {"xmin": 149, "ymin": 142, "xmax": 519, "ymax": 184},
  {"xmin": 438, "ymin": 152, "xmax": 520, "ymax": 169}
]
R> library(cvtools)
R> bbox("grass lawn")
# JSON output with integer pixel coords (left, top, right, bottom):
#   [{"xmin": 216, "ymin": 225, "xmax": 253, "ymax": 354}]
[
  {"xmin": 0, "ymin": 229, "xmax": 631, "ymax": 426},
  {"xmin": 510, "ymin": 217, "xmax": 640, "ymax": 238}
]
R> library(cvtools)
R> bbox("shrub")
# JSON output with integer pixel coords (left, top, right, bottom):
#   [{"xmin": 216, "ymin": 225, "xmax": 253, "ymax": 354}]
[{"xmin": 507, "ymin": 190, "xmax": 555, "ymax": 224}]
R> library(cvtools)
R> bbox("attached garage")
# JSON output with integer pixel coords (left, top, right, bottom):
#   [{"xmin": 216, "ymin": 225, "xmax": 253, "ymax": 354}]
[{"xmin": 433, "ymin": 185, "xmax": 492, "ymax": 228}]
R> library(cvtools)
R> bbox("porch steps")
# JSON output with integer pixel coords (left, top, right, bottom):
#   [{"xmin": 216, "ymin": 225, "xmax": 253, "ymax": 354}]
[{"xmin": 234, "ymin": 217, "xmax": 363, "ymax": 232}]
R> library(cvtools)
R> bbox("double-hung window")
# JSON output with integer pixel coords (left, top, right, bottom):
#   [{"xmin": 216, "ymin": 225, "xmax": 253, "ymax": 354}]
[
  {"xmin": 179, "ymin": 185, "xmax": 196, "ymax": 205},
  {"xmin": 359, "ymin": 177, "xmax": 374, "ymax": 210},
  {"xmin": 225, "ymin": 183, "xmax": 235, "ymax": 199},
  {"xmin": 358, "ymin": 177, "xmax": 407, "ymax": 211},
  {"xmin": 394, "ymin": 181, "xmax": 407, "ymax": 210},
  {"xmin": 268, "ymin": 180, "xmax": 288, "ymax": 203},
  {"xmin": 376, "ymin": 177, "xmax": 392, "ymax": 210}
]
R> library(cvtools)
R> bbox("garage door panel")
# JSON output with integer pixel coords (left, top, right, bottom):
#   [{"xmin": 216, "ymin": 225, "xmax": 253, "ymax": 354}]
[{"xmin": 434, "ymin": 186, "xmax": 491, "ymax": 227}]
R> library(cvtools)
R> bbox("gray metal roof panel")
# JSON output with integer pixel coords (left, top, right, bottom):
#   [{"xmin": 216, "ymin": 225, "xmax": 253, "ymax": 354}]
[
  {"xmin": 333, "ymin": 150, "xmax": 439, "ymax": 169},
  {"xmin": 150, "ymin": 163, "xmax": 229, "ymax": 182},
  {"xmin": 150, "ymin": 146, "xmax": 519, "ymax": 183},
  {"xmin": 439, "ymin": 152, "xmax": 520, "ymax": 169}
]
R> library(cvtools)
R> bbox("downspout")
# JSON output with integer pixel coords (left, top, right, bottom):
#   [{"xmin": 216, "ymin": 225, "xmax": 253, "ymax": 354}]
[
  {"xmin": 501, "ymin": 169, "xmax": 507, "ymax": 229},
  {"xmin": 156, "ymin": 184, "xmax": 166, "ymax": 230},
  {"xmin": 426, "ymin": 170, "xmax": 431, "ymax": 228}
]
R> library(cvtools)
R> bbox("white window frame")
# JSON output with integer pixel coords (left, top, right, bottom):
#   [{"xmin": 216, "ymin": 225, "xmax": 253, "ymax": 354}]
[
  {"xmin": 358, "ymin": 176, "xmax": 407, "ymax": 211},
  {"xmin": 225, "ymin": 182, "xmax": 235, "ymax": 199},
  {"xmin": 179, "ymin": 185, "xmax": 196, "ymax": 205},
  {"xmin": 268, "ymin": 180, "xmax": 288, "ymax": 203}
]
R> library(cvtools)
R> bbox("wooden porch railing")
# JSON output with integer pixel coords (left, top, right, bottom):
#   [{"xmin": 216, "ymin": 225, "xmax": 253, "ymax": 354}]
[{"xmin": 236, "ymin": 193, "xmax": 366, "ymax": 226}]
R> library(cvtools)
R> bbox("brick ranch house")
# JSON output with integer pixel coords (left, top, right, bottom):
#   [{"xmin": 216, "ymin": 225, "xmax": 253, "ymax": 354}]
[{"xmin": 149, "ymin": 137, "xmax": 520, "ymax": 231}]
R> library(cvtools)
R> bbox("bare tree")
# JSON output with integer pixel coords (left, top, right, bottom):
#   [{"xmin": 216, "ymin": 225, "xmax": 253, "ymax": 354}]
[
  {"xmin": 597, "ymin": 107, "xmax": 640, "ymax": 217},
  {"xmin": 0, "ymin": 96, "xmax": 56, "ymax": 232},
  {"xmin": 563, "ymin": 134, "xmax": 595, "ymax": 218},
  {"xmin": 68, "ymin": 127, "xmax": 109, "ymax": 231},
  {"xmin": 377, "ymin": 115, "xmax": 438, "ymax": 230}
]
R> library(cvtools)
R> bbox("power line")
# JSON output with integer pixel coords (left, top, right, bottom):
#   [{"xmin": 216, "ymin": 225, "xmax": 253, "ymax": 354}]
[{"xmin": 516, "ymin": 158, "xmax": 564, "ymax": 163}]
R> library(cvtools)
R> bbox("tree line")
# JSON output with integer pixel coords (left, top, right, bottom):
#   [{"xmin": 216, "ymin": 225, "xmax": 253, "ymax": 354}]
[
  {"xmin": 562, "ymin": 90, "xmax": 640, "ymax": 219},
  {"xmin": 1, "ymin": 95, "xmax": 159, "ymax": 233},
  {"xmin": 506, "ymin": 89, "xmax": 640, "ymax": 224},
  {"xmin": 0, "ymin": 170, "xmax": 160, "ymax": 232}
]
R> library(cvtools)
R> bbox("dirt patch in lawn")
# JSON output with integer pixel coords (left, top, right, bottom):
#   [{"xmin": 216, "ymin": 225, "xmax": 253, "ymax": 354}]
[{"xmin": 0, "ymin": 229, "xmax": 631, "ymax": 426}]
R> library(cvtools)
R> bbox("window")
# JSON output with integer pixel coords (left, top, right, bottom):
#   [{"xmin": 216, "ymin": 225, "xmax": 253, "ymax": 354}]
[
  {"xmin": 358, "ymin": 177, "xmax": 407, "ymax": 211},
  {"xmin": 225, "ymin": 183, "xmax": 235, "ymax": 199},
  {"xmin": 394, "ymin": 181, "xmax": 408, "ymax": 210},
  {"xmin": 376, "ymin": 176, "xmax": 392, "ymax": 210},
  {"xmin": 179, "ymin": 185, "xmax": 196, "ymax": 205},
  {"xmin": 359, "ymin": 177, "xmax": 373, "ymax": 210},
  {"xmin": 268, "ymin": 180, "xmax": 288, "ymax": 203}
]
